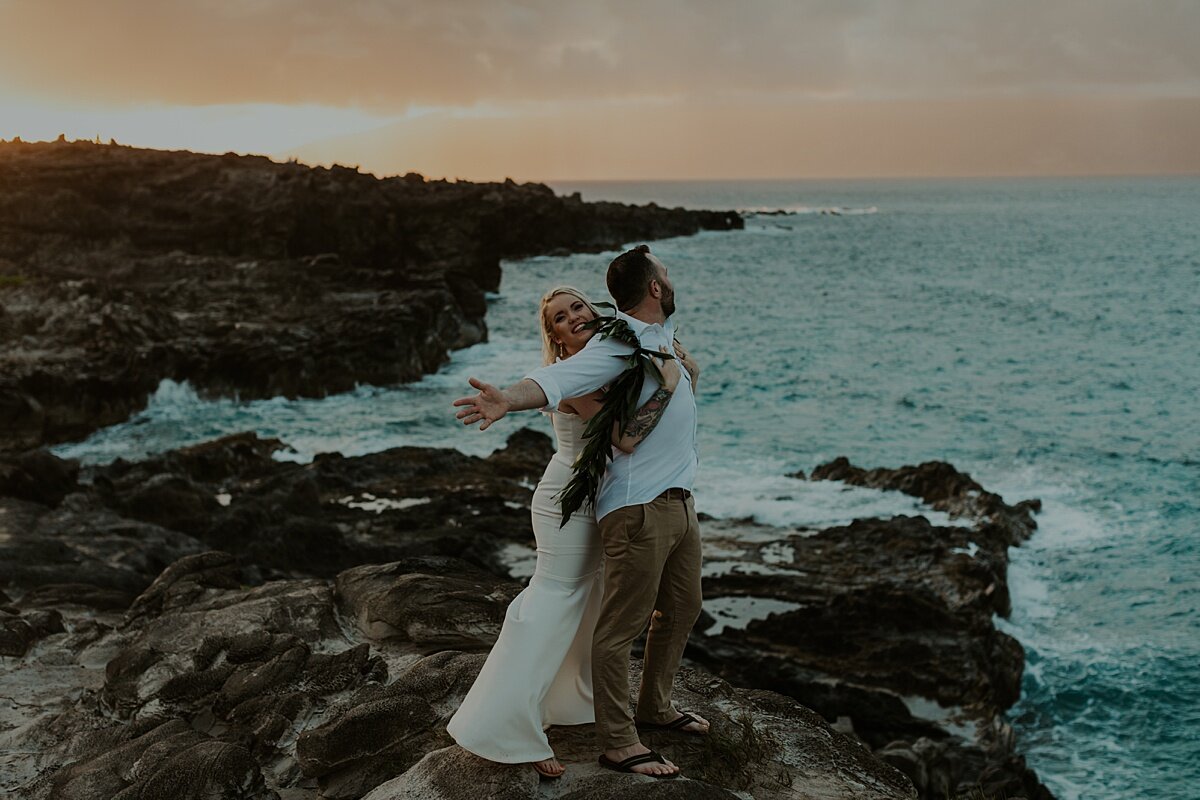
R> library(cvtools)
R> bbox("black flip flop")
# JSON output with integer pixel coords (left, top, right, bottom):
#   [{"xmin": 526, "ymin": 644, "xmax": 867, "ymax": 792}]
[
  {"xmin": 598, "ymin": 749, "xmax": 679, "ymax": 779},
  {"xmin": 636, "ymin": 711, "xmax": 709, "ymax": 736}
]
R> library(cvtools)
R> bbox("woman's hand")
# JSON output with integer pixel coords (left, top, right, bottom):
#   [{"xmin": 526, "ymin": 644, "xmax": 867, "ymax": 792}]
[
  {"xmin": 655, "ymin": 345, "xmax": 681, "ymax": 391},
  {"xmin": 673, "ymin": 339, "xmax": 700, "ymax": 387},
  {"xmin": 453, "ymin": 377, "xmax": 510, "ymax": 430}
]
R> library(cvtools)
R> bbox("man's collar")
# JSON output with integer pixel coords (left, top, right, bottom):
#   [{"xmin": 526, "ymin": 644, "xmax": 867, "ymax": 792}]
[{"xmin": 615, "ymin": 309, "xmax": 674, "ymax": 337}]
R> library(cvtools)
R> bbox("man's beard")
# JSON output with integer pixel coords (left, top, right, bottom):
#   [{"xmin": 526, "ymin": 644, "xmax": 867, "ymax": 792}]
[{"xmin": 662, "ymin": 289, "xmax": 676, "ymax": 317}]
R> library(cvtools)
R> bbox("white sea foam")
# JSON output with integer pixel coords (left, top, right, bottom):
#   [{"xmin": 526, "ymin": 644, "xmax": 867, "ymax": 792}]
[
  {"xmin": 694, "ymin": 460, "xmax": 958, "ymax": 530},
  {"xmin": 50, "ymin": 344, "xmax": 550, "ymax": 466},
  {"xmin": 702, "ymin": 560, "xmax": 797, "ymax": 579},
  {"xmin": 337, "ymin": 494, "xmax": 431, "ymax": 514},
  {"xmin": 704, "ymin": 596, "xmax": 805, "ymax": 636},
  {"xmin": 979, "ymin": 462, "xmax": 1125, "ymax": 659},
  {"xmin": 760, "ymin": 541, "xmax": 796, "ymax": 565},
  {"xmin": 700, "ymin": 539, "xmax": 748, "ymax": 561},
  {"xmin": 900, "ymin": 695, "xmax": 980, "ymax": 741},
  {"xmin": 985, "ymin": 462, "xmax": 1116, "ymax": 550}
]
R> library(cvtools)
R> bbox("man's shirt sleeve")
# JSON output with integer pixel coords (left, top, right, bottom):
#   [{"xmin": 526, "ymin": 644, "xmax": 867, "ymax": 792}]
[{"xmin": 524, "ymin": 336, "xmax": 630, "ymax": 408}]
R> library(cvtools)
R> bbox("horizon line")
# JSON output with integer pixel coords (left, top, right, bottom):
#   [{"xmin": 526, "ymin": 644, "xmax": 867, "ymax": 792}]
[{"xmin": 4, "ymin": 136, "xmax": 1199, "ymax": 184}]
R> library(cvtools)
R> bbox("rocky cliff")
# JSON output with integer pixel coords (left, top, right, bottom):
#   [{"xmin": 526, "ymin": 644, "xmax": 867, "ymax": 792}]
[{"xmin": 0, "ymin": 140, "xmax": 741, "ymax": 453}]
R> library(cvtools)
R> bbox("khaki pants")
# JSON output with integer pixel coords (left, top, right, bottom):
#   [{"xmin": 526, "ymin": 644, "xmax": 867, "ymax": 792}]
[{"xmin": 591, "ymin": 490, "xmax": 703, "ymax": 750}]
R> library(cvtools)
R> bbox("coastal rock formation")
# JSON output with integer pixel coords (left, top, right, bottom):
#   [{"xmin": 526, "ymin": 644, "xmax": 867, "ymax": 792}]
[
  {"xmin": 807, "ymin": 457, "xmax": 1041, "ymax": 548},
  {"xmin": 0, "ymin": 140, "xmax": 741, "ymax": 453},
  {"xmin": 687, "ymin": 460, "xmax": 1053, "ymax": 800},
  {"xmin": 0, "ymin": 429, "xmax": 551, "ymax": 601},
  {"xmin": 2, "ymin": 544, "xmax": 907, "ymax": 800},
  {"xmin": 1, "ymin": 429, "xmax": 1050, "ymax": 799},
  {"xmin": 0, "ymin": 435, "xmax": 914, "ymax": 799}
]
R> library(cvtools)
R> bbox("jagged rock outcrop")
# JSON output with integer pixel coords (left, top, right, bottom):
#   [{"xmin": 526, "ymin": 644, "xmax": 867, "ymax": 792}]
[
  {"xmin": 0, "ymin": 140, "xmax": 741, "ymax": 453},
  {"xmin": 0, "ymin": 429, "xmax": 553, "ymax": 601},
  {"xmin": 807, "ymin": 457, "xmax": 1042, "ymax": 547},
  {"xmin": 687, "ymin": 460, "xmax": 1054, "ymax": 800}
]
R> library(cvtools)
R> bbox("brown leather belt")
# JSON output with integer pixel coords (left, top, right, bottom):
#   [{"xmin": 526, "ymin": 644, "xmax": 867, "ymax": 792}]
[{"xmin": 657, "ymin": 487, "xmax": 692, "ymax": 501}]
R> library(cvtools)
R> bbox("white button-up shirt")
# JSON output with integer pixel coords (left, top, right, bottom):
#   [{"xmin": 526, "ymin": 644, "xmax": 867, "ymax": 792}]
[{"xmin": 525, "ymin": 310, "xmax": 698, "ymax": 521}]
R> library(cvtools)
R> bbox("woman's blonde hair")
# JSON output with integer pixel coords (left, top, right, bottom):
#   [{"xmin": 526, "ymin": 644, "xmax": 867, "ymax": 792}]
[{"xmin": 538, "ymin": 285, "xmax": 601, "ymax": 365}]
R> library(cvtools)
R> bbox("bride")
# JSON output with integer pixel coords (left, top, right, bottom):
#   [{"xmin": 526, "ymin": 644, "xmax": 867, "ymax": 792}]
[{"xmin": 446, "ymin": 285, "xmax": 685, "ymax": 779}]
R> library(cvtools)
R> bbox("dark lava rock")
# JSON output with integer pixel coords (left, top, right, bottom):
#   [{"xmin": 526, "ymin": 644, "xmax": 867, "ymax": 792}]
[
  {"xmin": 687, "ymin": 461, "xmax": 1056, "ymax": 800},
  {"xmin": 90, "ymin": 429, "xmax": 551, "ymax": 583},
  {"xmin": 6, "ymin": 547, "xmax": 914, "ymax": 800},
  {"xmin": 335, "ymin": 557, "xmax": 521, "ymax": 650},
  {"xmin": 0, "ymin": 491, "xmax": 211, "ymax": 596},
  {"xmin": 699, "ymin": 514, "xmax": 1022, "ymax": 709},
  {"xmin": 0, "ymin": 448, "xmax": 79, "ymax": 506},
  {"xmin": 0, "ymin": 422, "xmax": 1039, "ymax": 799},
  {"xmin": 28, "ymin": 717, "xmax": 274, "ymax": 800},
  {"xmin": 810, "ymin": 457, "xmax": 1042, "ymax": 546},
  {"xmin": 0, "ymin": 140, "xmax": 741, "ymax": 453},
  {"xmin": 0, "ymin": 428, "xmax": 550, "ymax": 608},
  {"xmin": 0, "ymin": 606, "xmax": 65, "ymax": 656}
]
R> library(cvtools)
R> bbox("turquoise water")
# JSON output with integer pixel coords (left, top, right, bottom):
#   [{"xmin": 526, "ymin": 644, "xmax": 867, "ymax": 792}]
[{"xmin": 54, "ymin": 178, "xmax": 1200, "ymax": 799}]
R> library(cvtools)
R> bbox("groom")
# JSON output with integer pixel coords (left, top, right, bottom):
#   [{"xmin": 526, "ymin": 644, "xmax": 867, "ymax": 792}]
[{"xmin": 454, "ymin": 244, "xmax": 707, "ymax": 778}]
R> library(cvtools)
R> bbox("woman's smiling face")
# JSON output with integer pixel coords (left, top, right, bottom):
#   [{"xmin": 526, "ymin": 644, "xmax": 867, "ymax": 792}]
[{"xmin": 544, "ymin": 292, "xmax": 597, "ymax": 357}]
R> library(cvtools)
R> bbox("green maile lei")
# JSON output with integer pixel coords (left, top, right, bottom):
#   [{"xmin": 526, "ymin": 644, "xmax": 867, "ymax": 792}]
[{"xmin": 554, "ymin": 301, "xmax": 675, "ymax": 528}]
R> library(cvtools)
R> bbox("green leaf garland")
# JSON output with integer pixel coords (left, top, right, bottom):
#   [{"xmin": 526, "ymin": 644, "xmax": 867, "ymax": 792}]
[{"xmin": 554, "ymin": 302, "xmax": 675, "ymax": 527}]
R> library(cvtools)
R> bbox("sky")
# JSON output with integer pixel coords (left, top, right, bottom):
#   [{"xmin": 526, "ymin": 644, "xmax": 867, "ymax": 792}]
[{"xmin": 1, "ymin": 0, "xmax": 1198, "ymax": 181}]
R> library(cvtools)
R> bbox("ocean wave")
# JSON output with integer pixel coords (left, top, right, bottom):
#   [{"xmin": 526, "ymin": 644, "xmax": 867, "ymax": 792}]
[
  {"xmin": 741, "ymin": 205, "xmax": 879, "ymax": 216},
  {"xmin": 695, "ymin": 460, "xmax": 958, "ymax": 529},
  {"xmin": 984, "ymin": 460, "xmax": 1200, "ymax": 800}
]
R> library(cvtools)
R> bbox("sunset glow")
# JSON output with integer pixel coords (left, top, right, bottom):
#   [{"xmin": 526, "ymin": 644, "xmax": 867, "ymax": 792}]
[{"xmin": 2, "ymin": 0, "xmax": 1198, "ymax": 180}]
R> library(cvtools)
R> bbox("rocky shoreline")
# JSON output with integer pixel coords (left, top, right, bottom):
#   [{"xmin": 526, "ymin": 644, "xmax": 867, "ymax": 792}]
[
  {"xmin": 3, "ymin": 432, "xmax": 917, "ymax": 799},
  {"xmin": 0, "ymin": 143, "xmax": 1053, "ymax": 799},
  {"xmin": 687, "ymin": 459, "xmax": 1052, "ymax": 799},
  {"xmin": 0, "ymin": 140, "xmax": 740, "ymax": 453},
  {"xmin": 0, "ymin": 429, "xmax": 1054, "ymax": 799}
]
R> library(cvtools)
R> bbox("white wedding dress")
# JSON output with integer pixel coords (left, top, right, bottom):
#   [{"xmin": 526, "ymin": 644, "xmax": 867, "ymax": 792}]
[{"xmin": 446, "ymin": 409, "xmax": 605, "ymax": 762}]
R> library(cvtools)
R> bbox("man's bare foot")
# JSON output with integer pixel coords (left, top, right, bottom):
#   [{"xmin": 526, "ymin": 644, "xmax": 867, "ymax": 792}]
[
  {"xmin": 531, "ymin": 757, "xmax": 564, "ymax": 778},
  {"xmin": 603, "ymin": 742, "xmax": 679, "ymax": 777}
]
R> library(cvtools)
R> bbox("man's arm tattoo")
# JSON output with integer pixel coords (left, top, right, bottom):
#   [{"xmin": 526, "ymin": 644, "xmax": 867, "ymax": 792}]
[{"xmin": 622, "ymin": 387, "xmax": 674, "ymax": 440}]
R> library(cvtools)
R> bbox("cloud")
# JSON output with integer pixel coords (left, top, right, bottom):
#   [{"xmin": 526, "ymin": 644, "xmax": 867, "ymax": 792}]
[
  {"xmin": 4, "ymin": 1, "xmax": 1197, "ymax": 179},
  {"xmin": 0, "ymin": 0, "xmax": 1197, "ymax": 112}
]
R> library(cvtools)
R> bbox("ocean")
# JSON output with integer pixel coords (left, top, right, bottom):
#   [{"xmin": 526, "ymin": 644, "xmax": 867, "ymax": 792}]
[{"xmin": 53, "ymin": 177, "xmax": 1200, "ymax": 800}]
